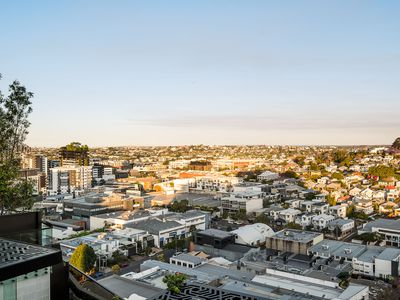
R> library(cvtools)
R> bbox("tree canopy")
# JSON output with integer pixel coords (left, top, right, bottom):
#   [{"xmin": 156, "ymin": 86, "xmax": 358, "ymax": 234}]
[
  {"xmin": 0, "ymin": 75, "xmax": 34, "ymax": 214},
  {"xmin": 168, "ymin": 199, "xmax": 191, "ymax": 213},
  {"xmin": 368, "ymin": 165, "xmax": 395, "ymax": 179},
  {"xmin": 163, "ymin": 273, "xmax": 188, "ymax": 294},
  {"xmin": 69, "ymin": 244, "xmax": 97, "ymax": 273}
]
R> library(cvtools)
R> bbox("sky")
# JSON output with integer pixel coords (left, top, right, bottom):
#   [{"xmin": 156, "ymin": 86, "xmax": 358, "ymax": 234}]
[{"xmin": 0, "ymin": 0, "xmax": 399, "ymax": 147}]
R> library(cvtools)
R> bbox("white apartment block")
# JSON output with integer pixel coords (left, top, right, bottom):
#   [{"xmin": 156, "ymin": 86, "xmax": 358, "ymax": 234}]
[
  {"xmin": 271, "ymin": 208, "xmax": 302, "ymax": 223},
  {"xmin": 193, "ymin": 175, "xmax": 242, "ymax": 192},
  {"xmin": 221, "ymin": 191, "xmax": 263, "ymax": 215},
  {"xmin": 48, "ymin": 166, "xmax": 92, "ymax": 195},
  {"xmin": 328, "ymin": 205, "xmax": 347, "ymax": 218},
  {"xmin": 311, "ymin": 214, "xmax": 336, "ymax": 230},
  {"xmin": 300, "ymin": 200, "xmax": 329, "ymax": 214}
]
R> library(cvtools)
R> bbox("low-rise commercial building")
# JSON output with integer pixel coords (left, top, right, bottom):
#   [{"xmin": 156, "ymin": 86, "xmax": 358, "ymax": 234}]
[
  {"xmin": 221, "ymin": 191, "xmax": 263, "ymax": 216},
  {"xmin": 265, "ymin": 229, "xmax": 324, "ymax": 255},
  {"xmin": 359, "ymin": 219, "xmax": 400, "ymax": 247}
]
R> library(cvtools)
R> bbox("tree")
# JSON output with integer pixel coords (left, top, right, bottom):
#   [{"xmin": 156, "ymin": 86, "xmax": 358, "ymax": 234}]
[
  {"xmin": 368, "ymin": 165, "xmax": 395, "ymax": 179},
  {"xmin": 331, "ymin": 172, "xmax": 344, "ymax": 180},
  {"xmin": 281, "ymin": 171, "xmax": 298, "ymax": 179},
  {"xmin": 169, "ymin": 199, "xmax": 191, "ymax": 213},
  {"xmin": 326, "ymin": 194, "xmax": 336, "ymax": 206},
  {"xmin": 305, "ymin": 192, "xmax": 316, "ymax": 200},
  {"xmin": 255, "ymin": 213, "xmax": 270, "ymax": 225},
  {"xmin": 286, "ymin": 222, "xmax": 302, "ymax": 230},
  {"xmin": 156, "ymin": 253, "xmax": 165, "ymax": 262},
  {"xmin": 357, "ymin": 232, "xmax": 382, "ymax": 243},
  {"xmin": 69, "ymin": 244, "xmax": 97, "ymax": 273},
  {"xmin": 189, "ymin": 224, "xmax": 197, "ymax": 233},
  {"xmin": 0, "ymin": 76, "xmax": 34, "ymax": 214},
  {"xmin": 232, "ymin": 209, "xmax": 247, "ymax": 221},
  {"xmin": 111, "ymin": 264, "xmax": 121, "ymax": 274},
  {"xmin": 293, "ymin": 156, "xmax": 305, "ymax": 167},
  {"xmin": 112, "ymin": 250, "xmax": 127, "ymax": 264},
  {"xmin": 163, "ymin": 273, "xmax": 188, "ymax": 294}
]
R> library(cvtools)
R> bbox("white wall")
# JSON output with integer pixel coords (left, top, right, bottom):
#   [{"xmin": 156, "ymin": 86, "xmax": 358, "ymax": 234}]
[{"xmin": 375, "ymin": 258, "xmax": 393, "ymax": 279}]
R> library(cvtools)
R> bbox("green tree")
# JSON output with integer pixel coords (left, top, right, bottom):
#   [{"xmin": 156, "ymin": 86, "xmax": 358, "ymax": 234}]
[
  {"xmin": 286, "ymin": 222, "xmax": 302, "ymax": 230},
  {"xmin": 169, "ymin": 199, "xmax": 191, "ymax": 213},
  {"xmin": 163, "ymin": 273, "xmax": 188, "ymax": 294},
  {"xmin": 255, "ymin": 213, "xmax": 270, "ymax": 225},
  {"xmin": 331, "ymin": 172, "xmax": 344, "ymax": 180},
  {"xmin": 357, "ymin": 232, "xmax": 382, "ymax": 243},
  {"xmin": 305, "ymin": 192, "xmax": 316, "ymax": 200},
  {"xmin": 156, "ymin": 253, "xmax": 165, "ymax": 262},
  {"xmin": 346, "ymin": 204, "xmax": 355, "ymax": 217},
  {"xmin": 0, "ymin": 76, "xmax": 34, "ymax": 214},
  {"xmin": 111, "ymin": 264, "xmax": 121, "ymax": 274},
  {"xmin": 232, "ymin": 209, "xmax": 247, "ymax": 221},
  {"xmin": 326, "ymin": 194, "xmax": 337, "ymax": 206},
  {"xmin": 112, "ymin": 250, "xmax": 127, "ymax": 264},
  {"xmin": 69, "ymin": 244, "xmax": 97, "ymax": 273},
  {"xmin": 293, "ymin": 156, "xmax": 305, "ymax": 167},
  {"xmin": 368, "ymin": 165, "xmax": 395, "ymax": 179},
  {"xmin": 281, "ymin": 171, "xmax": 298, "ymax": 179}
]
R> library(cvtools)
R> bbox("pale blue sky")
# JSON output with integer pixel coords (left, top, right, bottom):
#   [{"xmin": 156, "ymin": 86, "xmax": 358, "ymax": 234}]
[{"xmin": 0, "ymin": 1, "xmax": 399, "ymax": 146}]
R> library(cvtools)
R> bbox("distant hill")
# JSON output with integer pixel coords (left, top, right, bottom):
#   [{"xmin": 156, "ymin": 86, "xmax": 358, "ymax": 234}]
[
  {"xmin": 389, "ymin": 137, "xmax": 400, "ymax": 154},
  {"xmin": 392, "ymin": 137, "xmax": 400, "ymax": 149}
]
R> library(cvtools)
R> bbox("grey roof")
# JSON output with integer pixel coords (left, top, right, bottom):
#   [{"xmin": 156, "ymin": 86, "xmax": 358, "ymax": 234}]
[
  {"xmin": 171, "ymin": 253, "xmax": 206, "ymax": 265},
  {"xmin": 309, "ymin": 240, "xmax": 358, "ymax": 257},
  {"xmin": 338, "ymin": 285, "xmax": 369, "ymax": 300},
  {"xmin": 198, "ymin": 228, "xmax": 234, "ymax": 239},
  {"xmin": 221, "ymin": 280, "xmax": 321, "ymax": 300},
  {"xmin": 141, "ymin": 260, "xmax": 218, "ymax": 283},
  {"xmin": 93, "ymin": 210, "xmax": 151, "ymax": 220},
  {"xmin": 127, "ymin": 218, "xmax": 183, "ymax": 234},
  {"xmin": 362, "ymin": 219, "xmax": 400, "ymax": 232},
  {"xmin": 98, "ymin": 275, "xmax": 162, "ymax": 298},
  {"xmin": 166, "ymin": 210, "xmax": 208, "ymax": 221},
  {"xmin": 196, "ymin": 263, "xmax": 255, "ymax": 282},
  {"xmin": 357, "ymin": 247, "xmax": 383, "ymax": 263},
  {"xmin": 329, "ymin": 219, "xmax": 354, "ymax": 226},
  {"xmin": 272, "ymin": 229, "xmax": 322, "ymax": 243},
  {"xmin": 0, "ymin": 238, "xmax": 59, "ymax": 268},
  {"xmin": 376, "ymin": 247, "xmax": 400, "ymax": 261},
  {"xmin": 331, "ymin": 243, "xmax": 367, "ymax": 259}
]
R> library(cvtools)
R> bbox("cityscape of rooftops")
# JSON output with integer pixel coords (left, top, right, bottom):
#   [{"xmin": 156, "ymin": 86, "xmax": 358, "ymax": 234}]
[{"xmin": 0, "ymin": 1, "xmax": 399, "ymax": 300}]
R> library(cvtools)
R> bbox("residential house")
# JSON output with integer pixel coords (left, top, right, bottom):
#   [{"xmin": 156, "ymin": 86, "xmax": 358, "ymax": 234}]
[{"xmin": 312, "ymin": 214, "xmax": 336, "ymax": 230}]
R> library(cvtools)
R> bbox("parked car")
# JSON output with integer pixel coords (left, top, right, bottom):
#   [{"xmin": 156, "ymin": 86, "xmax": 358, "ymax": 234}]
[{"xmin": 93, "ymin": 272, "xmax": 104, "ymax": 279}]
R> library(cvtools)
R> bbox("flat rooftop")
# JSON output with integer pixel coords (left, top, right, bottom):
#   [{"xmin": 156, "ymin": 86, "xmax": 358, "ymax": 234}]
[
  {"xmin": 171, "ymin": 253, "xmax": 206, "ymax": 265},
  {"xmin": 98, "ymin": 275, "xmax": 162, "ymax": 299},
  {"xmin": 363, "ymin": 218, "xmax": 400, "ymax": 232},
  {"xmin": 0, "ymin": 238, "xmax": 62, "ymax": 281},
  {"xmin": 93, "ymin": 210, "xmax": 151, "ymax": 220},
  {"xmin": 272, "ymin": 229, "xmax": 322, "ymax": 243},
  {"xmin": 197, "ymin": 228, "xmax": 234, "ymax": 239},
  {"xmin": 376, "ymin": 247, "xmax": 400, "ymax": 261}
]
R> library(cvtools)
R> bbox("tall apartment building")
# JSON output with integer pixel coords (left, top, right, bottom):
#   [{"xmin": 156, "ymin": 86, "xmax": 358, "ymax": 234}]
[
  {"xmin": 48, "ymin": 166, "xmax": 92, "ymax": 195},
  {"xmin": 34, "ymin": 155, "xmax": 48, "ymax": 174}
]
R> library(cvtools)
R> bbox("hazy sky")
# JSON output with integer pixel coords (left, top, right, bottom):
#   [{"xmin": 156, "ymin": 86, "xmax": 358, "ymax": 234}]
[{"xmin": 1, "ymin": 1, "xmax": 399, "ymax": 147}]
